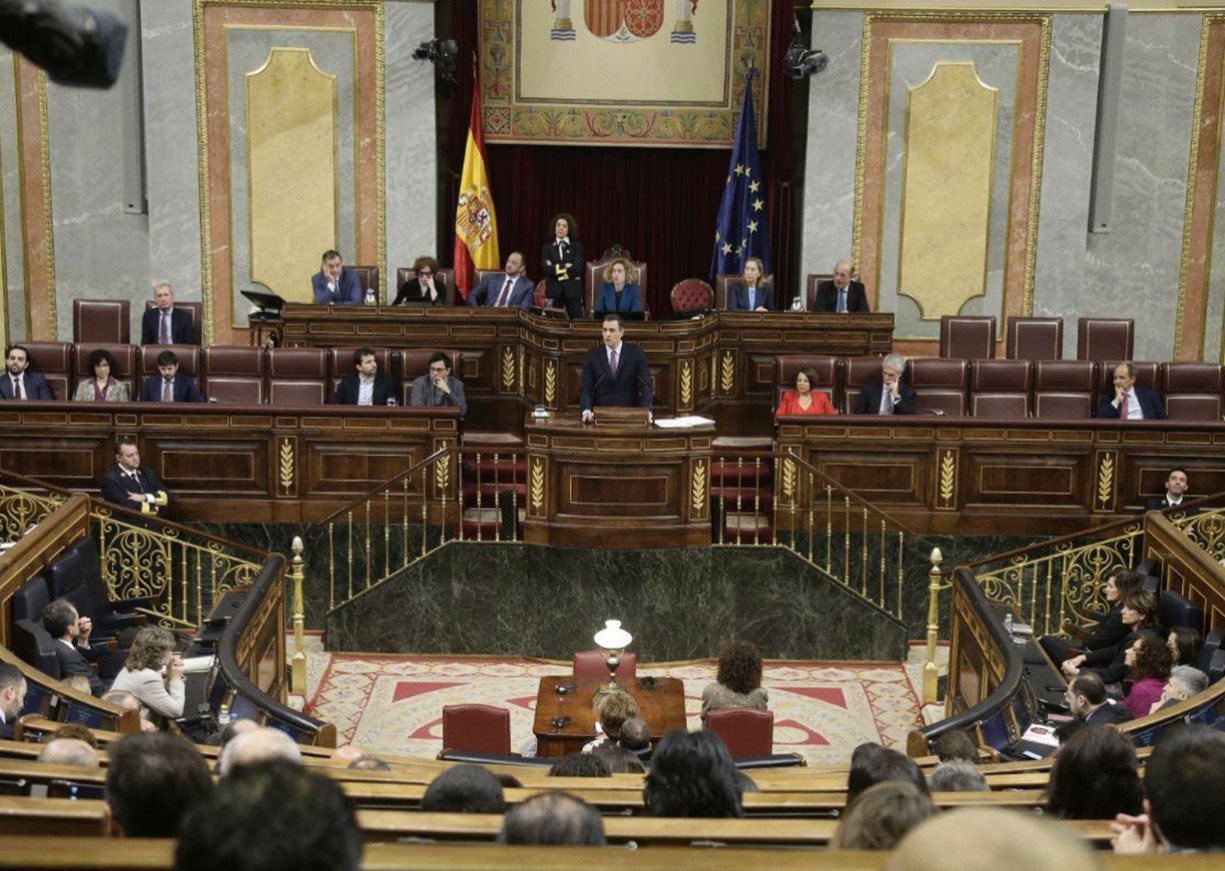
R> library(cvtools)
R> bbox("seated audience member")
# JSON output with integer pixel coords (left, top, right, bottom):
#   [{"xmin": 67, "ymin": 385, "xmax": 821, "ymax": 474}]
[
  {"xmin": 886, "ymin": 807, "xmax": 1102, "ymax": 871},
  {"xmin": 618, "ymin": 716, "xmax": 652, "ymax": 763},
  {"xmin": 106, "ymin": 732, "xmax": 213, "ymax": 838},
  {"xmin": 0, "ymin": 663, "xmax": 24, "ymax": 739},
  {"xmin": 52, "ymin": 722, "xmax": 98, "ymax": 748},
  {"xmin": 74, "ymin": 347, "xmax": 131, "ymax": 402},
  {"xmin": 832, "ymin": 781, "xmax": 938, "ymax": 850},
  {"xmin": 312, "ymin": 249, "xmax": 363, "ymax": 305},
  {"xmin": 219, "ymin": 726, "xmax": 303, "ymax": 776},
  {"xmin": 594, "ymin": 256, "xmax": 642, "ymax": 315},
  {"xmin": 212, "ymin": 718, "xmax": 259, "ymax": 769},
  {"xmin": 468, "ymin": 251, "xmax": 533, "ymax": 309},
  {"xmin": 348, "ymin": 755, "xmax": 391, "ymax": 771},
  {"xmin": 393, "ymin": 256, "xmax": 445, "ymax": 306},
  {"xmin": 99, "ymin": 437, "xmax": 170, "ymax": 516},
  {"xmin": 727, "ymin": 256, "xmax": 773, "ymax": 312},
  {"xmin": 579, "ymin": 313, "xmax": 654, "ymax": 422},
  {"xmin": 549, "ymin": 751, "xmax": 611, "ymax": 778},
  {"xmin": 330, "ymin": 347, "xmax": 393, "ymax": 406},
  {"xmin": 1, "ymin": 344, "xmax": 54, "ymax": 399},
  {"xmin": 928, "ymin": 759, "xmax": 988, "ymax": 793},
  {"xmin": 644, "ymin": 729, "xmax": 742, "ymax": 818},
  {"xmin": 421, "ymin": 764, "xmax": 506, "ymax": 814},
  {"xmin": 409, "ymin": 351, "xmax": 467, "ymax": 416},
  {"xmin": 140, "ymin": 350, "xmax": 205, "ymax": 403},
  {"xmin": 1146, "ymin": 467, "xmax": 1193, "ymax": 511},
  {"xmin": 853, "ymin": 353, "xmax": 916, "ymax": 415},
  {"xmin": 1045, "ymin": 726, "xmax": 1142, "ymax": 819},
  {"xmin": 1168, "ymin": 626, "xmax": 1201, "ymax": 667},
  {"xmin": 498, "ymin": 792, "xmax": 606, "ymax": 846},
  {"xmin": 814, "ymin": 260, "xmax": 870, "ymax": 313},
  {"xmin": 108, "ymin": 626, "xmax": 184, "ymax": 724},
  {"xmin": 1040, "ymin": 569, "xmax": 1143, "ymax": 666},
  {"xmin": 1097, "ymin": 362, "xmax": 1166, "ymax": 420},
  {"xmin": 1152, "ymin": 665, "xmax": 1209, "ymax": 712},
  {"xmin": 702, "ymin": 640, "xmax": 769, "ymax": 722},
  {"xmin": 846, "ymin": 743, "xmax": 930, "ymax": 807},
  {"xmin": 1121, "ymin": 633, "xmax": 1172, "ymax": 718},
  {"xmin": 584, "ymin": 691, "xmax": 640, "ymax": 752},
  {"xmin": 1113, "ymin": 724, "xmax": 1225, "ymax": 854},
  {"xmin": 175, "ymin": 761, "xmax": 362, "ymax": 871},
  {"xmin": 1063, "ymin": 672, "xmax": 1129, "ymax": 726},
  {"xmin": 776, "ymin": 366, "xmax": 837, "ymax": 417},
  {"xmin": 592, "ymin": 743, "xmax": 646, "ymax": 774},
  {"xmin": 1062, "ymin": 589, "xmax": 1159, "ymax": 685},
  {"xmin": 933, "ymin": 729, "xmax": 978, "ymax": 763},
  {"xmin": 43, "ymin": 598, "xmax": 104, "ymax": 696},
  {"xmin": 102, "ymin": 690, "xmax": 158, "ymax": 732},
  {"xmin": 39, "ymin": 737, "xmax": 99, "ymax": 768},
  {"xmin": 141, "ymin": 283, "xmax": 194, "ymax": 345}
]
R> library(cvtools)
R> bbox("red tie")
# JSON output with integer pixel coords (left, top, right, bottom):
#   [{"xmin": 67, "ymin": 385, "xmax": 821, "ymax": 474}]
[
  {"xmin": 494, "ymin": 278, "xmax": 513, "ymax": 307},
  {"xmin": 160, "ymin": 312, "xmax": 170, "ymax": 344},
  {"xmin": 162, "ymin": 380, "xmax": 172, "ymax": 402},
  {"xmin": 1120, "ymin": 394, "xmax": 1129, "ymax": 419}
]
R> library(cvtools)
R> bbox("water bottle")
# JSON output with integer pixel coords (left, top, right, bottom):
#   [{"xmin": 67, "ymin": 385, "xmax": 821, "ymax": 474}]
[
  {"xmin": 364, "ymin": 287, "xmax": 376, "ymax": 306},
  {"xmin": 790, "ymin": 296, "xmax": 804, "ymax": 312},
  {"xmin": 217, "ymin": 702, "xmax": 231, "ymax": 727}
]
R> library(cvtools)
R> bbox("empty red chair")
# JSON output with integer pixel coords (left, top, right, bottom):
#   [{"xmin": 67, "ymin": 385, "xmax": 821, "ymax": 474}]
[
  {"xmin": 939, "ymin": 316, "xmax": 996, "ymax": 360},
  {"xmin": 441, "ymin": 704, "xmax": 511, "ymax": 755},
  {"xmin": 573, "ymin": 649, "xmax": 638, "ymax": 681},
  {"xmin": 705, "ymin": 707, "xmax": 774, "ymax": 758}
]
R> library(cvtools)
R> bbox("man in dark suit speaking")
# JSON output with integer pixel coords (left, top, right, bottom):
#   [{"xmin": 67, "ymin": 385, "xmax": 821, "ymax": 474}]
[
  {"xmin": 579, "ymin": 314, "xmax": 653, "ymax": 423},
  {"xmin": 100, "ymin": 436, "xmax": 169, "ymax": 515},
  {"xmin": 813, "ymin": 260, "xmax": 870, "ymax": 313}
]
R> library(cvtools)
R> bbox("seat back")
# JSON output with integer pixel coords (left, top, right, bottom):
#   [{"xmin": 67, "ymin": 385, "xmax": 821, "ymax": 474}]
[
  {"xmin": 64, "ymin": 538, "xmax": 108, "ymax": 618},
  {"xmin": 327, "ymin": 347, "xmax": 394, "ymax": 395},
  {"xmin": 586, "ymin": 249, "xmax": 648, "ymax": 315},
  {"xmin": 400, "ymin": 349, "xmax": 462, "ymax": 405},
  {"xmin": 12, "ymin": 618, "xmax": 60, "ymax": 679},
  {"xmin": 1077, "ymin": 318, "xmax": 1134, "ymax": 362},
  {"xmin": 143, "ymin": 301, "xmax": 204, "ymax": 344},
  {"xmin": 441, "ymin": 704, "xmax": 511, "ymax": 756},
  {"xmin": 10, "ymin": 577, "xmax": 51, "ymax": 624},
  {"xmin": 348, "ymin": 266, "xmax": 380, "ymax": 303},
  {"xmin": 1033, "ymin": 360, "xmax": 1097, "ymax": 419},
  {"xmin": 203, "ymin": 346, "xmax": 265, "ymax": 405},
  {"xmin": 72, "ymin": 300, "xmax": 131, "ymax": 344},
  {"xmin": 906, "ymin": 358, "xmax": 969, "ymax": 416},
  {"xmin": 72, "ymin": 344, "xmax": 138, "ymax": 398},
  {"xmin": 1196, "ymin": 629, "xmax": 1222, "ymax": 674},
  {"xmin": 705, "ymin": 707, "xmax": 774, "ymax": 759},
  {"xmin": 1006, "ymin": 317, "xmax": 1063, "ymax": 361},
  {"xmin": 1161, "ymin": 362, "xmax": 1224, "ymax": 421},
  {"xmin": 1158, "ymin": 589, "xmax": 1204, "ymax": 633},
  {"xmin": 775, "ymin": 355, "xmax": 839, "ymax": 408},
  {"xmin": 970, "ymin": 360, "xmax": 1032, "ymax": 419},
  {"xmin": 21, "ymin": 342, "xmax": 72, "ymax": 401},
  {"xmin": 267, "ymin": 348, "xmax": 329, "ymax": 406},
  {"xmin": 42, "ymin": 546, "xmax": 86, "ymax": 601},
  {"xmin": 395, "ymin": 267, "xmax": 455, "ymax": 306},
  {"xmin": 842, "ymin": 356, "xmax": 886, "ymax": 413},
  {"xmin": 670, "ymin": 279, "xmax": 714, "ymax": 314},
  {"xmin": 715, "ymin": 273, "xmax": 776, "ymax": 310},
  {"xmin": 573, "ymin": 649, "xmax": 638, "ymax": 680},
  {"xmin": 805, "ymin": 274, "xmax": 834, "ymax": 311},
  {"xmin": 939, "ymin": 316, "xmax": 996, "ymax": 360},
  {"xmin": 139, "ymin": 344, "xmax": 201, "ymax": 380},
  {"xmin": 1098, "ymin": 361, "xmax": 1159, "ymax": 396}
]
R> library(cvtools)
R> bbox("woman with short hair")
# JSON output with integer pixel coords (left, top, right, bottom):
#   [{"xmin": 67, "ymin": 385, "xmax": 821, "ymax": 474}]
[
  {"xmin": 701, "ymin": 641, "xmax": 768, "ymax": 722},
  {"xmin": 73, "ymin": 348, "xmax": 130, "ymax": 402}
]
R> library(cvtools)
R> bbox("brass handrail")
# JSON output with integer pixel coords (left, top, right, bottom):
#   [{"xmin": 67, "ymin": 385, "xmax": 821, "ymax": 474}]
[{"xmin": 315, "ymin": 446, "xmax": 451, "ymax": 528}]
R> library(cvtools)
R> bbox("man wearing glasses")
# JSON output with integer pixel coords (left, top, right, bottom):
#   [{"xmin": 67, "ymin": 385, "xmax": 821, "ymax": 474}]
[{"xmin": 409, "ymin": 352, "xmax": 467, "ymax": 417}]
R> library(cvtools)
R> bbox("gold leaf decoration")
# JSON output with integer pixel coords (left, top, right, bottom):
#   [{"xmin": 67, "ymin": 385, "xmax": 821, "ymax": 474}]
[
  {"xmin": 279, "ymin": 439, "xmax": 294, "ymax": 492},
  {"xmin": 530, "ymin": 458, "xmax": 545, "ymax": 514},
  {"xmin": 691, "ymin": 460, "xmax": 707, "ymax": 515},
  {"xmin": 1097, "ymin": 453, "xmax": 1115, "ymax": 509},
  {"xmin": 544, "ymin": 359, "xmax": 557, "ymax": 405},
  {"xmin": 939, "ymin": 451, "xmax": 956, "ymax": 506},
  {"xmin": 781, "ymin": 457, "xmax": 796, "ymax": 503},
  {"xmin": 501, "ymin": 346, "xmax": 516, "ymax": 391},
  {"xmin": 720, "ymin": 350, "xmax": 735, "ymax": 394},
  {"xmin": 434, "ymin": 445, "xmax": 450, "ymax": 493},
  {"xmin": 680, "ymin": 361, "xmax": 693, "ymax": 407}
]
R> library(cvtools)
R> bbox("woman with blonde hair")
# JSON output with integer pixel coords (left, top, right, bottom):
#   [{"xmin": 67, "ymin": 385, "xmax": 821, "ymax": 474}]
[
  {"xmin": 594, "ymin": 257, "xmax": 642, "ymax": 315},
  {"xmin": 108, "ymin": 626, "xmax": 184, "ymax": 725},
  {"xmin": 728, "ymin": 257, "xmax": 773, "ymax": 312}
]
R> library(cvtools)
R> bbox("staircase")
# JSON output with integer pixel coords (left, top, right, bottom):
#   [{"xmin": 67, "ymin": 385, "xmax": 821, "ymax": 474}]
[
  {"xmin": 712, "ymin": 437, "xmax": 775, "ymax": 544},
  {"xmin": 460, "ymin": 434, "xmax": 526, "ymax": 540}
]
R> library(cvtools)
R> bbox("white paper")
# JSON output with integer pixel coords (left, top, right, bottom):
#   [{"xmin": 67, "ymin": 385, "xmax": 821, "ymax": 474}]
[{"xmin": 653, "ymin": 416, "xmax": 716, "ymax": 429}]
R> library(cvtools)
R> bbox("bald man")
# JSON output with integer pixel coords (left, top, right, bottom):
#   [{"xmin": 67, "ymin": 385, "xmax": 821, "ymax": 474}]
[{"xmin": 813, "ymin": 260, "xmax": 870, "ymax": 313}]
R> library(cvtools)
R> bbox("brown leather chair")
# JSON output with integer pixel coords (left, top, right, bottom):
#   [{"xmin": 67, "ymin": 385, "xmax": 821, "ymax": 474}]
[
  {"xmin": 394, "ymin": 267, "xmax": 455, "ymax": 306},
  {"xmin": 400, "ymin": 349, "xmax": 462, "ymax": 406},
  {"xmin": 139, "ymin": 345, "xmax": 201, "ymax": 391},
  {"xmin": 72, "ymin": 344, "xmax": 138, "ymax": 398},
  {"xmin": 1098, "ymin": 360, "xmax": 1159, "ymax": 396},
  {"xmin": 21, "ymin": 342, "xmax": 72, "ymax": 401},
  {"xmin": 805, "ymin": 274, "xmax": 834, "ymax": 311},
  {"xmin": 348, "ymin": 266, "xmax": 380, "ymax": 304},
  {"xmin": 670, "ymin": 279, "xmax": 714, "ymax": 314},
  {"xmin": 585, "ymin": 247, "xmax": 647, "ymax": 317},
  {"xmin": 203, "ymin": 346, "xmax": 265, "ymax": 405},
  {"xmin": 1077, "ymin": 318, "xmax": 1134, "ymax": 362},
  {"xmin": 327, "ymin": 347, "xmax": 394, "ymax": 396},
  {"xmin": 267, "ymin": 348, "xmax": 329, "ymax": 406},
  {"xmin": 705, "ymin": 707, "xmax": 774, "ymax": 758},
  {"xmin": 143, "ymin": 300, "xmax": 204, "ymax": 344},
  {"xmin": 939, "ymin": 316, "xmax": 996, "ymax": 360},
  {"xmin": 776, "ymin": 355, "xmax": 839, "ymax": 409},
  {"xmin": 842, "ymin": 355, "xmax": 887, "ymax": 413},
  {"xmin": 573, "ymin": 649, "xmax": 638, "ymax": 681},
  {"xmin": 1033, "ymin": 360, "xmax": 1097, "ymax": 419},
  {"xmin": 1005, "ymin": 317, "xmax": 1063, "ymax": 361},
  {"xmin": 715, "ymin": 273, "xmax": 775, "ymax": 310},
  {"xmin": 72, "ymin": 300, "xmax": 130, "ymax": 344},
  {"xmin": 906, "ymin": 358, "xmax": 969, "ymax": 416},
  {"xmin": 970, "ymin": 360, "xmax": 1033, "ymax": 419},
  {"xmin": 1161, "ymin": 362, "xmax": 1223, "ymax": 421},
  {"xmin": 441, "ymin": 704, "xmax": 512, "ymax": 756}
]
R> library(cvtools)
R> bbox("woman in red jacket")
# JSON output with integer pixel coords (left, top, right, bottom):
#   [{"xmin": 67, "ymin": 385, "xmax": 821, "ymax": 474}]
[{"xmin": 776, "ymin": 367, "xmax": 837, "ymax": 417}]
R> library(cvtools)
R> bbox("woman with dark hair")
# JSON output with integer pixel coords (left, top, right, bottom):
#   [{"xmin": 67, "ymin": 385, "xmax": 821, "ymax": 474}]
[
  {"xmin": 1040, "ymin": 569, "xmax": 1144, "ymax": 664},
  {"xmin": 1063, "ymin": 588, "xmax": 1158, "ymax": 685},
  {"xmin": 701, "ymin": 641, "xmax": 768, "ymax": 722},
  {"xmin": 594, "ymin": 257, "xmax": 642, "ymax": 315},
  {"xmin": 1122, "ymin": 633, "xmax": 1173, "ymax": 718},
  {"xmin": 846, "ymin": 742, "xmax": 930, "ymax": 807},
  {"xmin": 775, "ymin": 367, "xmax": 837, "ymax": 417},
  {"xmin": 1044, "ymin": 725, "xmax": 1142, "ymax": 819},
  {"xmin": 1168, "ymin": 626, "xmax": 1201, "ymax": 667},
  {"xmin": 542, "ymin": 213, "xmax": 585, "ymax": 319},
  {"xmin": 73, "ymin": 348, "xmax": 130, "ymax": 402},
  {"xmin": 643, "ymin": 729, "xmax": 742, "ymax": 818},
  {"xmin": 393, "ymin": 256, "xmax": 445, "ymax": 306},
  {"xmin": 727, "ymin": 257, "xmax": 773, "ymax": 312},
  {"xmin": 832, "ymin": 781, "xmax": 938, "ymax": 850}
]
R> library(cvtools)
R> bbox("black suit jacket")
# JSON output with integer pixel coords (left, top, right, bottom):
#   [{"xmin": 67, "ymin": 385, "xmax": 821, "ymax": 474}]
[
  {"xmin": 54, "ymin": 641, "xmax": 104, "ymax": 696},
  {"xmin": 0, "ymin": 371, "xmax": 54, "ymax": 400},
  {"xmin": 1095, "ymin": 386, "xmax": 1166, "ymax": 420},
  {"xmin": 330, "ymin": 373, "xmax": 392, "ymax": 406},
  {"xmin": 1083, "ymin": 701, "xmax": 1131, "ymax": 726},
  {"xmin": 728, "ymin": 282, "xmax": 775, "ymax": 312},
  {"xmin": 99, "ymin": 464, "xmax": 169, "ymax": 514},
  {"xmin": 853, "ymin": 380, "xmax": 917, "ymax": 415},
  {"xmin": 1145, "ymin": 496, "xmax": 1199, "ymax": 515},
  {"xmin": 580, "ymin": 343, "xmax": 653, "ymax": 411},
  {"xmin": 0, "ymin": 717, "xmax": 12, "ymax": 740},
  {"xmin": 393, "ymin": 279, "xmax": 447, "ymax": 307},
  {"xmin": 542, "ymin": 240, "xmax": 585, "ymax": 302},
  {"xmin": 141, "ymin": 307, "xmax": 195, "ymax": 345},
  {"xmin": 814, "ymin": 280, "xmax": 871, "ymax": 313},
  {"xmin": 1082, "ymin": 606, "xmax": 1130, "ymax": 652},
  {"xmin": 139, "ymin": 373, "xmax": 206, "ymax": 403}
]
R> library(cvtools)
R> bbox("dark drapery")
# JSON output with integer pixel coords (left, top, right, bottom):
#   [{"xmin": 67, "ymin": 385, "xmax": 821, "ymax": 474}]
[{"xmin": 447, "ymin": 3, "xmax": 797, "ymax": 316}]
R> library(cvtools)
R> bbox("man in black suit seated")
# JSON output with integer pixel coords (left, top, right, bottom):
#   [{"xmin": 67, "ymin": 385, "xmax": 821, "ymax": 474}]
[
  {"xmin": 853, "ymin": 353, "xmax": 916, "ymax": 415},
  {"xmin": 330, "ymin": 347, "xmax": 393, "ymax": 406},
  {"xmin": 468, "ymin": 251, "xmax": 533, "ymax": 309},
  {"xmin": 579, "ymin": 313, "xmax": 654, "ymax": 423},
  {"xmin": 0, "ymin": 662, "xmax": 26, "ymax": 740},
  {"xmin": 1065, "ymin": 672, "xmax": 1129, "ymax": 726},
  {"xmin": 813, "ymin": 260, "xmax": 870, "ymax": 313},
  {"xmin": 139, "ymin": 350, "xmax": 206, "ymax": 403},
  {"xmin": 43, "ymin": 599, "xmax": 104, "ymax": 696},
  {"xmin": 1145, "ymin": 467, "xmax": 1196, "ymax": 513},
  {"xmin": 141, "ymin": 283, "xmax": 194, "ymax": 345},
  {"xmin": 0, "ymin": 344, "xmax": 54, "ymax": 400},
  {"xmin": 1097, "ymin": 362, "xmax": 1166, "ymax": 420},
  {"xmin": 100, "ymin": 436, "xmax": 170, "ymax": 516}
]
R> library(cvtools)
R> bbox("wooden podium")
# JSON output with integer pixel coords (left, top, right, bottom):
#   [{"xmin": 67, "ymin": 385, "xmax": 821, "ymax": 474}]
[{"xmin": 522, "ymin": 412, "xmax": 715, "ymax": 548}]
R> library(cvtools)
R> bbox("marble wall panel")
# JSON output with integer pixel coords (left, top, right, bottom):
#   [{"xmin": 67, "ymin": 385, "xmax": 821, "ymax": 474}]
[{"xmin": 0, "ymin": 50, "xmax": 25, "ymax": 342}]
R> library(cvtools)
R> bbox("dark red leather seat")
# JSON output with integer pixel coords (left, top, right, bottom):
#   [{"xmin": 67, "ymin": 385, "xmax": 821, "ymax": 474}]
[
  {"xmin": 21, "ymin": 341, "xmax": 72, "ymax": 401},
  {"xmin": 73, "ymin": 300, "xmax": 130, "ymax": 344},
  {"xmin": 939, "ymin": 316, "xmax": 996, "ymax": 360},
  {"xmin": 670, "ymin": 279, "xmax": 713, "ymax": 314},
  {"xmin": 573, "ymin": 649, "xmax": 638, "ymax": 680},
  {"xmin": 1033, "ymin": 360, "xmax": 1097, "ymax": 419},
  {"xmin": 1005, "ymin": 317, "xmax": 1063, "ymax": 361},
  {"xmin": 1161, "ymin": 362, "xmax": 1223, "ymax": 421},
  {"xmin": 203, "ymin": 346, "xmax": 265, "ymax": 404},
  {"xmin": 267, "ymin": 348, "xmax": 328, "ymax": 406},
  {"xmin": 970, "ymin": 360, "xmax": 1033, "ymax": 418},
  {"xmin": 1077, "ymin": 318, "xmax": 1134, "ymax": 362},
  {"xmin": 906, "ymin": 358, "xmax": 969, "ymax": 416},
  {"xmin": 775, "ymin": 355, "xmax": 839, "ymax": 409},
  {"xmin": 441, "ymin": 704, "xmax": 512, "ymax": 756},
  {"xmin": 705, "ymin": 707, "xmax": 774, "ymax": 758},
  {"xmin": 143, "ymin": 300, "xmax": 204, "ymax": 344},
  {"xmin": 72, "ymin": 344, "xmax": 138, "ymax": 398}
]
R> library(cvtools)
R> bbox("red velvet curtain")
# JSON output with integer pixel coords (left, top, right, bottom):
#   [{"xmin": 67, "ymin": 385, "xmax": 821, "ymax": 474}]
[{"xmin": 447, "ymin": 3, "xmax": 796, "ymax": 315}]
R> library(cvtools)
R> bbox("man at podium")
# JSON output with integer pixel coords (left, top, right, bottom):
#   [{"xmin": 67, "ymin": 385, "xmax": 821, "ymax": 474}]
[{"xmin": 580, "ymin": 314, "xmax": 653, "ymax": 423}]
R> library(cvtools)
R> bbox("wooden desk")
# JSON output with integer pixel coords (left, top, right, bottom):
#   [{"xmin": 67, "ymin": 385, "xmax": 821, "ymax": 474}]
[
  {"xmin": 523, "ymin": 413, "xmax": 715, "ymax": 548},
  {"xmin": 532, "ymin": 675, "xmax": 686, "ymax": 758}
]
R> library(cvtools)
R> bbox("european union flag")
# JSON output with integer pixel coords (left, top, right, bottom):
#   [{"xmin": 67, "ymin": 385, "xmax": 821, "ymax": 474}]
[{"xmin": 710, "ymin": 69, "xmax": 771, "ymax": 281}]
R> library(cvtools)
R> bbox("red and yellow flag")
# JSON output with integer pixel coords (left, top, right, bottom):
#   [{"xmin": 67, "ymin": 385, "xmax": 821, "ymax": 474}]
[{"xmin": 453, "ymin": 74, "xmax": 499, "ymax": 300}]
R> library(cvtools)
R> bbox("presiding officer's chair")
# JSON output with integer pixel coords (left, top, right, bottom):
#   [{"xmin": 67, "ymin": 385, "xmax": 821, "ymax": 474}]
[{"xmin": 573, "ymin": 649, "xmax": 638, "ymax": 681}]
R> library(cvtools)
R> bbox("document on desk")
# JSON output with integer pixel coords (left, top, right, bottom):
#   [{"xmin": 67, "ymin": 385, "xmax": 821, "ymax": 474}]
[
  {"xmin": 654, "ymin": 416, "xmax": 716, "ymax": 429},
  {"xmin": 182, "ymin": 654, "xmax": 216, "ymax": 674}
]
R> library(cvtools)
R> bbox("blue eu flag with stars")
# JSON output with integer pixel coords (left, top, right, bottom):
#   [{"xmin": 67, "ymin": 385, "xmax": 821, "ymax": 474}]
[{"xmin": 710, "ymin": 69, "xmax": 771, "ymax": 281}]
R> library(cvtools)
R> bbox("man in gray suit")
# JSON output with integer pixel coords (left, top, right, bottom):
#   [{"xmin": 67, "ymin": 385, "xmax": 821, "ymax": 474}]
[{"xmin": 467, "ymin": 252, "xmax": 533, "ymax": 309}]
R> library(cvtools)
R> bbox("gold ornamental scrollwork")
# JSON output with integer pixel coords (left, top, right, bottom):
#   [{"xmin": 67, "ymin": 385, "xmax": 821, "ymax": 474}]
[
  {"xmin": 691, "ymin": 460, "xmax": 707, "ymax": 517},
  {"xmin": 0, "ymin": 484, "xmax": 62, "ymax": 542},
  {"xmin": 544, "ymin": 359, "xmax": 557, "ymax": 405},
  {"xmin": 1096, "ymin": 453, "xmax": 1116, "ymax": 510},
  {"xmin": 719, "ymin": 350, "xmax": 735, "ymax": 395},
  {"xmin": 939, "ymin": 450, "xmax": 956, "ymax": 507},
  {"xmin": 680, "ymin": 360, "xmax": 693, "ymax": 408},
  {"xmin": 530, "ymin": 457, "xmax": 545, "ymax": 515},
  {"xmin": 501, "ymin": 346, "xmax": 516, "ymax": 391},
  {"xmin": 1176, "ymin": 507, "xmax": 1225, "ymax": 562},
  {"xmin": 278, "ymin": 438, "xmax": 295, "ymax": 493}
]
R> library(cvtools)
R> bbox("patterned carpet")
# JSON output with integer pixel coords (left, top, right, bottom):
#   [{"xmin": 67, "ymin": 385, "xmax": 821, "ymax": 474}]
[{"xmin": 301, "ymin": 641, "xmax": 947, "ymax": 767}]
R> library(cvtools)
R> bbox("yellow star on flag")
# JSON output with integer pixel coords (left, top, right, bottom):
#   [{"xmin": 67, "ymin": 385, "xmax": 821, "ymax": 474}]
[
  {"xmin": 752, "ymin": 199, "xmax": 764, "ymax": 212},
  {"xmin": 749, "ymin": 180, "xmax": 761, "ymax": 193},
  {"xmin": 747, "ymin": 220, "xmax": 758, "ymax": 233},
  {"xmin": 721, "ymin": 242, "xmax": 733, "ymax": 255},
  {"xmin": 734, "ymin": 164, "xmax": 745, "ymax": 176}
]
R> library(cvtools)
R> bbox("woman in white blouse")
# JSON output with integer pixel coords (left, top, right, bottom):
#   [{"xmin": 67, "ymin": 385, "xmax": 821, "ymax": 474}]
[{"xmin": 108, "ymin": 626, "xmax": 184, "ymax": 726}]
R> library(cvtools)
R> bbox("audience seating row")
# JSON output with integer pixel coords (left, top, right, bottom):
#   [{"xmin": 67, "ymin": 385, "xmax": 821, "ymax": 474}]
[
  {"xmin": 778, "ymin": 355, "xmax": 1225, "ymax": 419},
  {"xmin": 939, "ymin": 316, "xmax": 1134, "ymax": 362},
  {"xmin": 16, "ymin": 343, "xmax": 461, "ymax": 406}
]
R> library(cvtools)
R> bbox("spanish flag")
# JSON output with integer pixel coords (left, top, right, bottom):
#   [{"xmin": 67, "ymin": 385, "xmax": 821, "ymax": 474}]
[{"xmin": 453, "ymin": 73, "xmax": 499, "ymax": 300}]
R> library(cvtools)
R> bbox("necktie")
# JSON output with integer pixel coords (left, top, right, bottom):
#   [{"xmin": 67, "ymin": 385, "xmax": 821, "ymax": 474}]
[
  {"xmin": 1120, "ymin": 394, "xmax": 1129, "ymax": 419},
  {"xmin": 837, "ymin": 289, "xmax": 847, "ymax": 313},
  {"xmin": 880, "ymin": 386, "xmax": 892, "ymax": 415},
  {"xmin": 13, "ymin": 377, "xmax": 23, "ymax": 400},
  {"xmin": 610, "ymin": 348, "xmax": 619, "ymax": 377},
  {"xmin": 494, "ymin": 278, "xmax": 513, "ymax": 307},
  {"xmin": 160, "ymin": 312, "xmax": 170, "ymax": 344},
  {"xmin": 162, "ymin": 380, "xmax": 172, "ymax": 402}
]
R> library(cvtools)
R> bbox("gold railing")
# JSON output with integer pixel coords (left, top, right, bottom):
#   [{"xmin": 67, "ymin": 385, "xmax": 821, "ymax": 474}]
[
  {"xmin": 0, "ymin": 483, "xmax": 65, "ymax": 542},
  {"xmin": 453, "ymin": 447, "xmax": 525, "ymax": 545},
  {"xmin": 1172, "ymin": 505, "xmax": 1225, "ymax": 561}
]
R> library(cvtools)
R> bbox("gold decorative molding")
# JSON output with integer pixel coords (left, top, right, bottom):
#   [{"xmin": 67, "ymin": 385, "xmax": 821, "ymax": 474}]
[
  {"xmin": 530, "ymin": 456, "xmax": 545, "ymax": 515},
  {"xmin": 35, "ymin": 70, "xmax": 55, "ymax": 339},
  {"xmin": 544, "ymin": 358, "xmax": 557, "ymax": 405},
  {"xmin": 719, "ymin": 350, "xmax": 735, "ymax": 395},
  {"xmin": 434, "ymin": 443, "xmax": 450, "ymax": 493},
  {"xmin": 679, "ymin": 359, "xmax": 693, "ymax": 408},
  {"xmin": 278, "ymin": 437, "xmax": 295, "ymax": 493},
  {"xmin": 691, "ymin": 459, "xmax": 707, "ymax": 517},
  {"xmin": 780, "ymin": 455, "xmax": 797, "ymax": 505},
  {"xmin": 1021, "ymin": 17, "xmax": 1051, "ymax": 319},
  {"xmin": 501, "ymin": 345, "xmax": 516, "ymax": 390},
  {"xmin": 1096, "ymin": 452, "xmax": 1116, "ymax": 511},
  {"xmin": 939, "ymin": 449, "xmax": 956, "ymax": 507}
]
